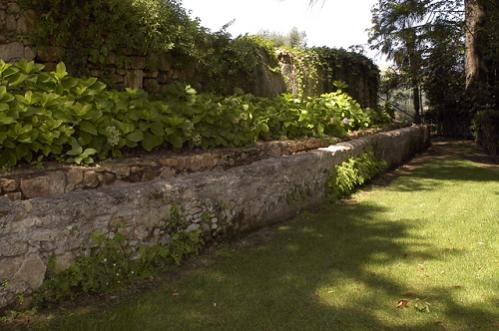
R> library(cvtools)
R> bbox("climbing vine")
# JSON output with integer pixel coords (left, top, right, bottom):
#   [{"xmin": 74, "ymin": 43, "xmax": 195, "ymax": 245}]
[{"xmin": 278, "ymin": 46, "xmax": 380, "ymax": 108}]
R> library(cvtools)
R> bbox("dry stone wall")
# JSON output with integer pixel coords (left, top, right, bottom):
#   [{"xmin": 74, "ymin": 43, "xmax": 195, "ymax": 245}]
[
  {"xmin": 0, "ymin": 1, "xmax": 35, "ymax": 62},
  {"xmin": 0, "ymin": 138, "xmax": 330, "ymax": 201},
  {"xmin": 0, "ymin": 0, "xmax": 375, "ymax": 103},
  {"xmin": 0, "ymin": 126, "xmax": 430, "ymax": 309}
]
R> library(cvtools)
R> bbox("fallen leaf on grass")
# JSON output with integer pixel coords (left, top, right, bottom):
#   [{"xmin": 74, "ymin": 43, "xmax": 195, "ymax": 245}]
[
  {"xmin": 414, "ymin": 298, "xmax": 431, "ymax": 313},
  {"xmin": 397, "ymin": 299, "xmax": 410, "ymax": 308}
]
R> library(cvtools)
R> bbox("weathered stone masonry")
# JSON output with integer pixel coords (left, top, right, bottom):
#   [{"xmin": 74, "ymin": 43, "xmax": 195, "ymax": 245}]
[
  {"xmin": 0, "ymin": 1, "xmax": 378, "ymax": 107},
  {"xmin": 0, "ymin": 126, "xmax": 430, "ymax": 309}
]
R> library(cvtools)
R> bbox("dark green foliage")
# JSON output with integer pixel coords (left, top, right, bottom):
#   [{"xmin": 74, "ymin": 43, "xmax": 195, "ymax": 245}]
[
  {"xmin": 18, "ymin": 0, "xmax": 281, "ymax": 96},
  {"xmin": 277, "ymin": 47, "xmax": 380, "ymax": 109},
  {"xmin": 197, "ymin": 34, "xmax": 281, "ymax": 95},
  {"xmin": 370, "ymin": 0, "xmax": 464, "ymax": 124},
  {"xmin": 467, "ymin": 1, "xmax": 499, "ymax": 154},
  {"xmin": 423, "ymin": 21, "xmax": 469, "ymax": 137},
  {"xmin": 327, "ymin": 149, "xmax": 388, "ymax": 201},
  {"xmin": 0, "ymin": 60, "xmax": 385, "ymax": 168},
  {"xmin": 19, "ymin": 0, "xmax": 204, "ymax": 59},
  {"xmin": 472, "ymin": 109, "xmax": 499, "ymax": 156}
]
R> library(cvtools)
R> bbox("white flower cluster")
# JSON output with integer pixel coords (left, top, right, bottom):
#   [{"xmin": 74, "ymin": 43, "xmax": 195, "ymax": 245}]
[
  {"xmin": 192, "ymin": 134, "xmax": 202, "ymax": 146},
  {"xmin": 105, "ymin": 126, "xmax": 121, "ymax": 147}
]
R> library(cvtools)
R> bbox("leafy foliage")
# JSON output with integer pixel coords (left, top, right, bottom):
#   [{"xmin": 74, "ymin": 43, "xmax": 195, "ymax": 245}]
[
  {"xmin": 423, "ymin": 21, "xmax": 468, "ymax": 137},
  {"xmin": 197, "ymin": 34, "xmax": 281, "ymax": 95},
  {"xmin": 277, "ymin": 47, "xmax": 380, "ymax": 109},
  {"xmin": 0, "ymin": 60, "xmax": 385, "ymax": 168},
  {"xmin": 472, "ymin": 108, "xmax": 499, "ymax": 155},
  {"xmin": 327, "ymin": 149, "xmax": 388, "ymax": 201},
  {"xmin": 19, "ymin": 0, "xmax": 204, "ymax": 57},
  {"xmin": 18, "ymin": 0, "xmax": 282, "ymax": 97},
  {"xmin": 369, "ymin": 0, "xmax": 464, "ymax": 124},
  {"xmin": 33, "ymin": 207, "xmax": 203, "ymax": 306}
]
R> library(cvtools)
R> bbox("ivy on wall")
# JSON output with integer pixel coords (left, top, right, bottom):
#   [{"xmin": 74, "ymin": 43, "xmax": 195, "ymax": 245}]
[{"xmin": 279, "ymin": 47, "xmax": 380, "ymax": 109}]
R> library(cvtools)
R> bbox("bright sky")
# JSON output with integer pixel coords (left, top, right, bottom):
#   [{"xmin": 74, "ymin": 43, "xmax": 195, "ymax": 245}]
[{"xmin": 182, "ymin": 0, "xmax": 388, "ymax": 66}]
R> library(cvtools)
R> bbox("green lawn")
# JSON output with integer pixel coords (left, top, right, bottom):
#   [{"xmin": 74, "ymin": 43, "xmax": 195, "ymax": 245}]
[{"xmin": 33, "ymin": 142, "xmax": 499, "ymax": 330}]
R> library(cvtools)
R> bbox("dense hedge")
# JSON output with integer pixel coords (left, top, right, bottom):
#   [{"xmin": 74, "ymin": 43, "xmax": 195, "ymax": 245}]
[
  {"xmin": 19, "ymin": 0, "xmax": 203, "ymax": 58},
  {"xmin": 0, "ymin": 60, "xmax": 388, "ymax": 168}
]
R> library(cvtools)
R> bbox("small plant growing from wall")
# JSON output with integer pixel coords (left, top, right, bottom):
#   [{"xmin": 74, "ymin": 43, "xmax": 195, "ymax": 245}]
[
  {"xmin": 327, "ymin": 148, "xmax": 388, "ymax": 201},
  {"xmin": 33, "ymin": 207, "xmax": 203, "ymax": 306}
]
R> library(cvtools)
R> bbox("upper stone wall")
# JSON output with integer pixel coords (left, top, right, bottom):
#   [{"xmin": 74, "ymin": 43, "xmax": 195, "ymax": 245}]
[
  {"xmin": 0, "ymin": 1, "xmax": 377, "ymax": 106},
  {"xmin": 0, "ymin": 1, "xmax": 35, "ymax": 61}
]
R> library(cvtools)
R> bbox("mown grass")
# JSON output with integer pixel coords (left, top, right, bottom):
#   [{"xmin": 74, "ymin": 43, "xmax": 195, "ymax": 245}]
[{"xmin": 31, "ymin": 141, "xmax": 499, "ymax": 330}]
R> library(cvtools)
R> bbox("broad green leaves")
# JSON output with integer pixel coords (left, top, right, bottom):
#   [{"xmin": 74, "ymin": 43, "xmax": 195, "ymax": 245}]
[{"xmin": 0, "ymin": 60, "xmax": 382, "ymax": 168}]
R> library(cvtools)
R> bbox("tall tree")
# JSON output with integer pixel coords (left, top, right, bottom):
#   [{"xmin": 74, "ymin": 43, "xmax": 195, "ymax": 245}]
[
  {"xmin": 368, "ymin": 0, "xmax": 463, "ymax": 124},
  {"xmin": 465, "ymin": 0, "xmax": 489, "ymax": 107},
  {"xmin": 464, "ymin": 0, "xmax": 499, "ymax": 154}
]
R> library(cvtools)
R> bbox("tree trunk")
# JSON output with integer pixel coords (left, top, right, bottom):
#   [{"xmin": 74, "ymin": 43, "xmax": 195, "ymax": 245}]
[
  {"xmin": 465, "ymin": 0, "xmax": 488, "ymax": 103},
  {"xmin": 406, "ymin": 29, "xmax": 422, "ymax": 124},
  {"xmin": 412, "ymin": 84, "xmax": 421, "ymax": 124}
]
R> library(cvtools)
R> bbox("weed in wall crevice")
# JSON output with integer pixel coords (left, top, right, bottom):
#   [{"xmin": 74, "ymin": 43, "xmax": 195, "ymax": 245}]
[{"xmin": 327, "ymin": 148, "xmax": 387, "ymax": 201}]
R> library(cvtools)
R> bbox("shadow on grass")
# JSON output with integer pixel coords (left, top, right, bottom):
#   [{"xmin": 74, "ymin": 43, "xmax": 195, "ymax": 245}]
[
  {"xmin": 21, "ymin": 141, "xmax": 498, "ymax": 331},
  {"xmin": 30, "ymin": 201, "xmax": 497, "ymax": 331},
  {"xmin": 386, "ymin": 141, "xmax": 499, "ymax": 193}
]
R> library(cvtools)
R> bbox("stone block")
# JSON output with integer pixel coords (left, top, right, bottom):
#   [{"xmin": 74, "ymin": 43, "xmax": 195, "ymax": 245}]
[
  {"xmin": 144, "ymin": 70, "xmax": 159, "ymax": 78},
  {"xmin": 13, "ymin": 253, "xmax": 46, "ymax": 290},
  {"xmin": 5, "ymin": 15, "xmax": 16, "ymax": 32},
  {"xmin": 5, "ymin": 192, "xmax": 22, "ymax": 201},
  {"xmin": 0, "ymin": 239, "xmax": 27, "ymax": 257},
  {"xmin": 83, "ymin": 171, "xmax": 100, "ymax": 188},
  {"xmin": 0, "ymin": 42, "xmax": 24, "ymax": 61},
  {"xmin": 16, "ymin": 16, "xmax": 27, "ymax": 34},
  {"xmin": 20, "ymin": 171, "xmax": 66, "ymax": 199},
  {"xmin": 0, "ymin": 178, "xmax": 18, "ymax": 192},
  {"xmin": 37, "ymin": 46, "xmax": 64, "ymax": 63},
  {"xmin": 144, "ymin": 78, "xmax": 160, "ymax": 92},
  {"xmin": 7, "ymin": 3, "xmax": 20, "ymax": 15},
  {"xmin": 24, "ymin": 46, "xmax": 35, "ymax": 60},
  {"xmin": 65, "ymin": 168, "xmax": 84, "ymax": 192},
  {"xmin": 124, "ymin": 70, "xmax": 144, "ymax": 89},
  {"xmin": 0, "ymin": 10, "xmax": 6, "ymax": 25}
]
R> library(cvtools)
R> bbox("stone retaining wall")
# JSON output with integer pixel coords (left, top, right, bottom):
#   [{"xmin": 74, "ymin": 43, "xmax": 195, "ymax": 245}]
[
  {"xmin": 0, "ymin": 126, "xmax": 430, "ymax": 309},
  {"xmin": 0, "ymin": 138, "xmax": 331, "ymax": 201}
]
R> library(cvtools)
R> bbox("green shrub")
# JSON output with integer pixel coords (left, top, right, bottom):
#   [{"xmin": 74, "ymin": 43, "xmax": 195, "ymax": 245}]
[
  {"xmin": 327, "ymin": 149, "xmax": 388, "ymax": 201},
  {"xmin": 20, "ymin": 0, "xmax": 203, "ymax": 58},
  {"xmin": 0, "ymin": 60, "xmax": 385, "ymax": 168}
]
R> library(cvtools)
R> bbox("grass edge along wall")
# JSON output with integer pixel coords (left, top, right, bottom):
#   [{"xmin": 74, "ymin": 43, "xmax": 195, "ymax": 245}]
[{"xmin": 0, "ymin": 125, "xmax": 430, "ymax": 310}]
